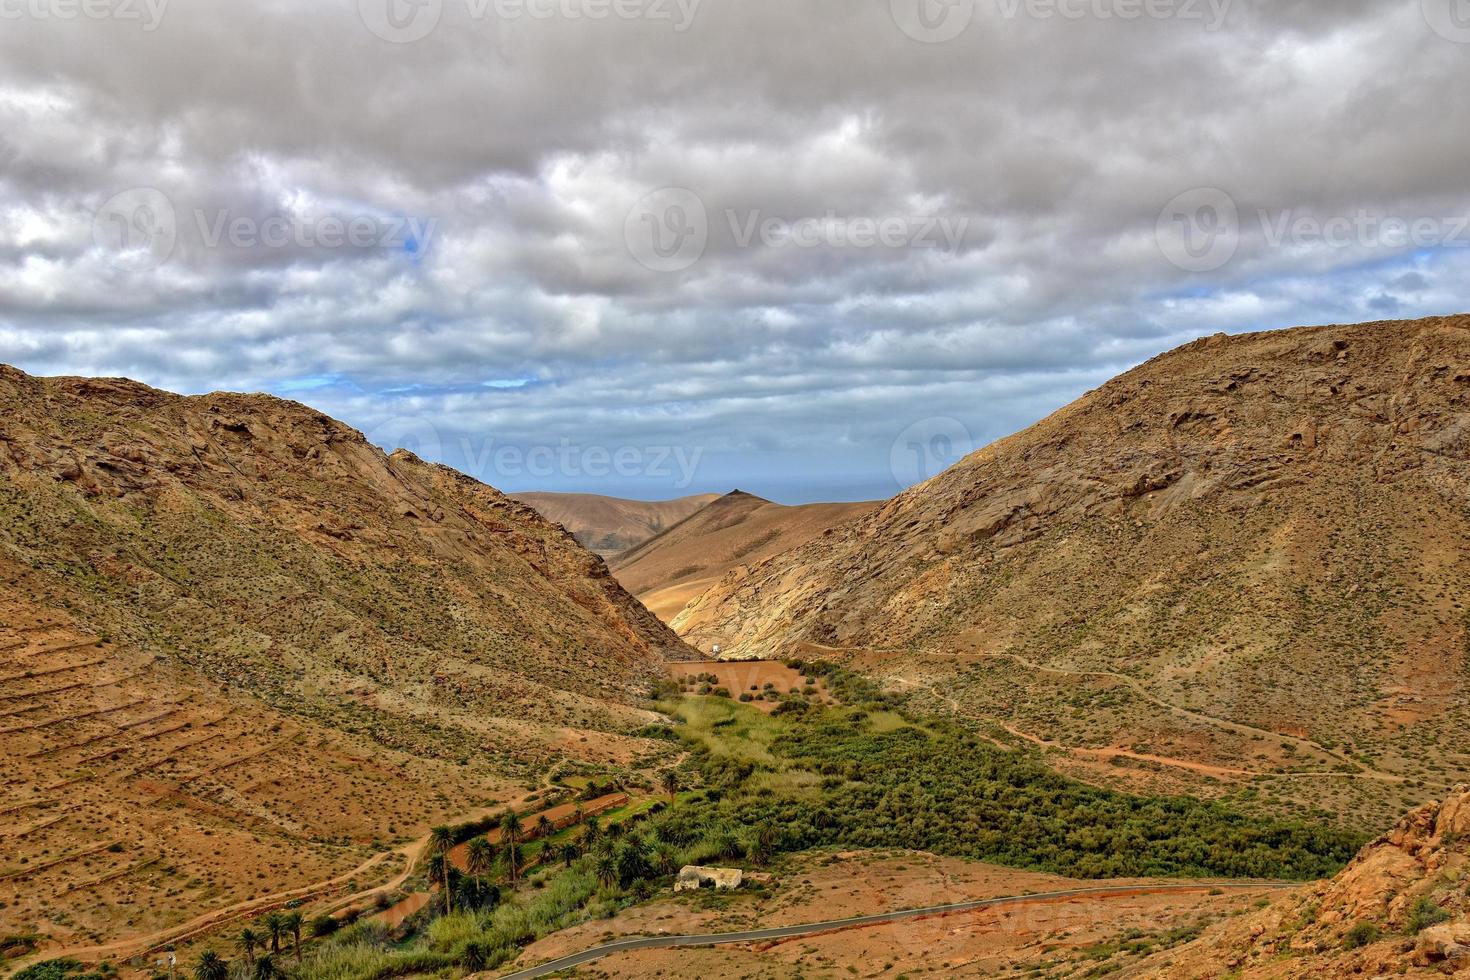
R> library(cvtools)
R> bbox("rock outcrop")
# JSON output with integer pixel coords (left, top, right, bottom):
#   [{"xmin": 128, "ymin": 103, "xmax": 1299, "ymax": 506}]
[{"xmin": 1139, "ymin": 786, "xmax": 1470, "ymax": 977}]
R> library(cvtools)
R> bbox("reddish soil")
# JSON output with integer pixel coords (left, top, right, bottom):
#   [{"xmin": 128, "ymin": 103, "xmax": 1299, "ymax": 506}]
[
  {"xmin": 511, "ymin": 849, "xmax": 1278, "ymax": 978},
  {"xmin": 371, "ymin": 891, "xmax": 430, "ymax": 928},
  {"xmin": 668, "ymin": 660, "xmax": 828, "ymax": 713},
  {"xmin": 447, "ymin": 793, "xmax": 627, "ymax": 872}
]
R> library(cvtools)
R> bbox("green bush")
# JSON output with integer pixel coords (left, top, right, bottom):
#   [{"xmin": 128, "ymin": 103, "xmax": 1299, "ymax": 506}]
[
  {"xmin": 309, "ymin": 915, "xmax": 340, "ymax": 937},
  {"xmin": 1343, "ymin": 921, "xmax": 1380, "ymax": 948},
  {"xmin": 676, "ymin": 704, "xmax": 1363, "ymax": 882},
  {"xmin": 1406, "ymin": 896, "xmax": 1451, "ymax": 934}
]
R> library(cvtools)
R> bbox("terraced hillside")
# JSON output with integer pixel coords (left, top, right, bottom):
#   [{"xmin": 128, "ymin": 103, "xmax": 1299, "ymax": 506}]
[
  {"xmin": 677, "ymin": 315, "xmax": 1470, "ymax": 830},
  {"xmin": 0, "ymin": 591, "xmax": 500, "ymax": 947},
  {"xmin": 0, "ymin": 366, "xmax": 693, "ymax": 949}
]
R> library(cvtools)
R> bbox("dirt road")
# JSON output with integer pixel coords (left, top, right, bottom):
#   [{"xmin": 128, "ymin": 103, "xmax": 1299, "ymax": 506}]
[{"xmin": 490, "ymin": 881, "xmax": 1297, "ymax": 979}]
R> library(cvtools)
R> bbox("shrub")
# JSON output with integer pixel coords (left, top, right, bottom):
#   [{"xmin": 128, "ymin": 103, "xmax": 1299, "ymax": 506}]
[
  {"xmin": 309, "ymin": 916, "xmax": 340, "ymax": 938},
  {"xmin": 1406, "ymin": 897, "xmax": 1451, "ymax": 934},
  {"xmin": 1343, "ymin": 921, "xmax": 1380, "ymax": 949}
]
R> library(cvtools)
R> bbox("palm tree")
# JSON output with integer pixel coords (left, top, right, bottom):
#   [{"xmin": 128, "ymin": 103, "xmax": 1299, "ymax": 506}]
[
  {"xmin": 263, "ymin": 912, "xmax": 285, "ymax": 954},
  {"xmin": 499, "ymin": 812, "xmax": 522, "ymax": 883},
  {"xmin": 429, "ymin": 826, "xmax": 456, "ymax": 915},
  {"xmin": 660, "ymin": 769, "xmax": 679, "ymax": 800},
  {"xmin": 236, "ymin": 928, "xmax": 260, "ymax": 967},
  {"xmin": 594, "ymin": 849, "xmax": 618, "ymax": 888},
  {"xmin": 535, "ymin": 814, "xmax": 554, "ymax": 840},
  {"xmin": 582, "ymin": 816, "xmax": 601, "ymax": 847},
  {"xmin": 502, "ymin": 839, "xmax": 521, "ymax": 884},
  {"xmin": 616, "ymin": 839, "xmax": 650, "ymax": 887},
  {"xmin": 252, "ymin": 955, "xmax": 282, "ymax": 980},
  {"xmin": 193, "ymin": 950, "xmax": 228, "ymax": 980},
  {"xmin": 651, "ymin": 844, "xmax": 678, "ymax": 876},
  {"xmin": 460, "ymin": 941, "xmax": 488, "ymax": 972},
  {"xmin": 282, "ymin": 911, "xmax": 303, "ymax": 963},
  {"xmin": 560, "ymin": 840, "xmax": 581, "ymax": 868},
  {"xmin": 747, "ymin": 822, "xmax": 778, "ymax": 866},
  {"xmin": 465, "ymin": 838, "xmax": 495, "ymax": 904},
  {"xmin": 500, "ymin": 809, "xmax": 522, "ymax": 843}
]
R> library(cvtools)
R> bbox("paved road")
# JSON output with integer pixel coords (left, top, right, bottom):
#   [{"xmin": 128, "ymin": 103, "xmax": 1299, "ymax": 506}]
[{"xmin": 493, "ymin": 880, "xmax": 1296, "ymax": 978}]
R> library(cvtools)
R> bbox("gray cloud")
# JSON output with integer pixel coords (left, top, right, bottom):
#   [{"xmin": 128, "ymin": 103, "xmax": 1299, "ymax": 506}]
[{"xmin": 1, "ymin": 0, "xmax": 1467, "ymax": 500}]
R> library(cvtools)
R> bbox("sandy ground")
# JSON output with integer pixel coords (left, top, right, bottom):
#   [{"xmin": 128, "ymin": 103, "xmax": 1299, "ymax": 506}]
[
  {"xmin": 507, "ymin": 850, "xmax": 1279, "ymax": 978},
  {"xmin": 667, "ymin": 661, "xmax": 829, "ymax": 712}
]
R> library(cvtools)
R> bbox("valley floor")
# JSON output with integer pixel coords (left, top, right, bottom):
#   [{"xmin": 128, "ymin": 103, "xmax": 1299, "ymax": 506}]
[{"xmin": 497, "ymin": 850, "xmax": 1280, "ymax": 978}]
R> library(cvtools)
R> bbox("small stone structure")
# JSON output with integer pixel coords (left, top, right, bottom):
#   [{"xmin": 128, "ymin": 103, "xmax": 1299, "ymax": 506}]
[{"xmin": 674, "ymin": 865, "xmax": 744, "ymax": 892}]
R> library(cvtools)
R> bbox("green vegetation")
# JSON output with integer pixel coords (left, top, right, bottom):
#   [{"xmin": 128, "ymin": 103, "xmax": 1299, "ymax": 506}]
[
  {"xmin": 12, "ymin": 961, "xmax": 115, "ymax": 980},
  {"xmin": 193, "ymin": 950, "xmax": 229, "ymax": 980},
  {"xmin": 670, "ymin": 666, "xmax": 1361, "ymax": 881},
  {"xmin": 286, "ymin": 660, "xmax": 1363, "ymax": 980},
  {"xmin": 1406, "ymin": 895, "xmax": 1452, "ymax": 934},
  {"xmin": 1343, "ymin": 920, "xmax": 1381, "ymax": 948}
]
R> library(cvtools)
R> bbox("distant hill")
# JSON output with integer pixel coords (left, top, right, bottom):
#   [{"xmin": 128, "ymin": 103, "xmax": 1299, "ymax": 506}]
[
  {"xmin": 677, "ymin": 315, "xmax": 1470, "ymax": 830},
  {"xmin": 611, "ymin": 490, "xmax": 879, "ymax": 628},
  {"xmin": 0, "ymin": 365, "xmax": 692, "ymax": 948},
  {"xmin": 513, "ymin": 491, "xmax": 720, "ymax": 557}
]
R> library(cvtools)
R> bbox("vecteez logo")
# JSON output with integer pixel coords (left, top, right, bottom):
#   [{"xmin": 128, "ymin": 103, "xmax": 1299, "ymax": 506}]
[
  {"xmin": 1155, "ymin": 187, "xmax": 1240, "ymax": 273},
  {"xmin": 359, "ymin": 0, "xmax": 702, "ymax": 43},
  {"xmin": 93, "ymin": 188, "xmax": 178, "ymax": 272},
  {"xmin": 624, "ymin": 187, "xmax": 709, "ymax": 273},
  {"xmin": 0, "ymin": 0, "xmax": 169, "ymax": 30},
  {"xmin": 359, "ymin": 0, "xmax": 443, "ymax": 43},
  {"xmin": 891, "ymin": 417, "xmax": 975, "ymax": 489},
  {"xmin": 891, "ymin": 0, "xmax": 1231, "ymax": 42},
  {"xmin": 1157, "ymin": 187, "xmax": 1470, "ymax": 274},
  {"xmin": 890, "ymin": 0, "xmax": 976, "ymax": 43},
  {"xmin": 1423, "ymin": 0, "xmax": 1470, "ymax": 43}
]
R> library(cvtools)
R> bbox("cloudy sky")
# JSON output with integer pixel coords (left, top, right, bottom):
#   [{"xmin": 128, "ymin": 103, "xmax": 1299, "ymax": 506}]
[{"xmin": 2, "ymin": 0, "xmax": 1467, "ymax": 501}]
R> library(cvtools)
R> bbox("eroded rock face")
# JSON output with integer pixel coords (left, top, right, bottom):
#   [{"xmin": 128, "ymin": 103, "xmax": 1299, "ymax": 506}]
[
  {"xmin": 1415, "ymin": 923, "xmax": 1470, "ymax": 967},
  {"xmin": 681, "ymin": 316, "xmax": 1470, "ymax": 661},
  {"xmin": 1137, "ymin": 787, "xmax": 1470, "ymax": 978}
]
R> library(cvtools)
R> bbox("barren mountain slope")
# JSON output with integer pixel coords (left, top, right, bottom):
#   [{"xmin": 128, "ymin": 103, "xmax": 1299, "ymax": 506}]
[
  {"xmin": 0, "ymin": 366, "xmax": 692, "ymax": 947},
  {"xmin": 610, "ymin": 490, "xmax": 878, "ymax": 625},
  {"xmin": 512, "ymin": 491, "xmax": 719, "ymax": 558},
  {"xmin": 678, "ymin": 315, "xmax": 1470, "ymax": 828},
  {"xmin": 1134, "ymin": 786, "xmax": 1470, "ymax": 978}
]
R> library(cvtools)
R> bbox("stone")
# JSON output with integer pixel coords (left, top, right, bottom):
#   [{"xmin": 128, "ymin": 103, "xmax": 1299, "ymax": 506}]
[{"xmin": 674, "ymin": 866, "xmax": 744, "ymax": 893}]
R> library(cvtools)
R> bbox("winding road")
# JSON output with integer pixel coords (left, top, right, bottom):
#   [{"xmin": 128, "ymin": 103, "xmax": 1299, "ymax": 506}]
[{"xmin": 490, "ymin": 880, "xmax": 1296, "ymax": 979}]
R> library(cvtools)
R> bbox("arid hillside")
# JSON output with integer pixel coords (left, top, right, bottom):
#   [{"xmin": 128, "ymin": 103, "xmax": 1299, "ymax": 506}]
[
  {"xmin": 512, "ymin": 491, "xmax": 719, "ymax": 558},
  {"xmin": 0, "ymin": 365, "xmax": 692, "ymax": 949},
  {"xmin": 1136, "ymin": 786, "xmax": 1470, "ymax": 977},
  {"xmin": 611, "ymin": 490, "xmax": 878, "ymax": 627},
  {"xmin": 678, "ymin": 315, "xmax": 1470, "ymax": 829}
]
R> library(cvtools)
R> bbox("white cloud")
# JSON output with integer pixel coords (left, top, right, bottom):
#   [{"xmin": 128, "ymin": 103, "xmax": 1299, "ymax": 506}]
[{"xmin": 0, "ymin": 0, "xmax": 1465, "ymax": 499}]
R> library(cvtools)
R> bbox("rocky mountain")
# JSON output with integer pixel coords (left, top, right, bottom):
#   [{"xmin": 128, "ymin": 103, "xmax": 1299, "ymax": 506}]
[
  {"xmin": 610, "ymin": 490, "xmax": 878, "ymax": 626},
  {"xmin": 1136, "ymin": 786, "xmax": 1470, "ymax": 977},
  {"xmin": 512, "ymin": 491, "xmax": 720, "ymax": 558},
  {"xmin": 0, "ymin": 366, "xmax": 693, "ymax": 946},
  {"xmin": 677, "ymin": 315, "xmax": 1470, "ymax": 829}
]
